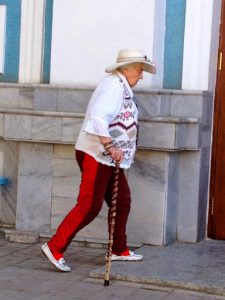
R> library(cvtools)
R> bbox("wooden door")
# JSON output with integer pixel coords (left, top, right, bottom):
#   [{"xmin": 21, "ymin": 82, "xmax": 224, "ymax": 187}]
[{"xmin": 209, "ymin": 0, "xmax": 225, "ymax": 238}]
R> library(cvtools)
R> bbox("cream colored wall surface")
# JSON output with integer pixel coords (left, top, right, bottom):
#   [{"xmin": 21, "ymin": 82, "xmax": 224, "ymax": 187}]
[
  {"xmin": 19, "ymin": 0, "xmax": 45, "ymax": 83},
  {"xmin": 50, "ymin": 0, "xmax": 156, "ymax": 87},
  {"xmin": 182, "ymin": 0, "xmax": 215, "ymax": 90}
]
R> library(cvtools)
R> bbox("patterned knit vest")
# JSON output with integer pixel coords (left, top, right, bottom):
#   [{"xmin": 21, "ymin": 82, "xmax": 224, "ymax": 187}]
[{"xmin": 109, "ymin": 80, "xmax": 138, "ymax": 167}]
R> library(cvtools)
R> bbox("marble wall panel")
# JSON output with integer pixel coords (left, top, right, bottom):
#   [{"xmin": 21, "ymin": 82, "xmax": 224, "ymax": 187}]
[
  {"xmin": 127, "ymin": 175, "xmax": 166, "ymax": 245},
  {"xmin": 200, "ymin": 128, "xmax": 212, "ymax": 148},
  {"xmin": 177, "ymin": 151, "xmax": 201, "ymax": 242},
  {"xmin": 0, "ymin": 87, "xmax": 19, "ymax": 108},
  {"xmin": 197, "ymin": 160, "xmax": 210, "ymax": 240},
  {"xmin": 31, "ymin": 116, "xmax": 62, "ymax": 142},
  {"xmin": 52, "ymin": 156, "xmax": 81, "ymax": 199},
  {"xmin": 53, "ymin": 158, "xmax": 78, "ymax": 177},
  {"xmin": 4, "ymin": 115, "xmax": 32, "ymax": 140},
  {"xmin": 19, "ymin": 88, "xmax": 34, "ymax": 110},
  {"xmin": 52, "ymin": 176, "xmax": 78, "ymax": 199},
  {"xmin": 175, "ymin": 124, "xmax": 188, "ymax": 149},
  {"xmin": 138, "ymin": 122, "xmax": 176, "ymax": 149},
  {"xmin": 202, "ymin": 93, "xmax": 213, "ymax": 126},
  {"xmin": 16, "ymin": 143, "xmax": 53, "ymax": 232},
  {"xmin": 57, "ymin": 90, "xmax": 92, "ymax": 113},
  {"xmin": 170, "ymin": 95, "xmax": 203, "ymax": 118},
  {"xmin": 0, "ymin": 113, "xmax": 4, "ymax": 137},
  {"xmin": 159, "ymin": 94, "xmax": 171, "ymax": 116},
  {"xmin": 135, "ymin": 94, "xmax": 160, "ymax": 116},
  {"xmin": 130, "ymin": 150, "xmax": 167, "ymax": 192},
  {"xmin": 34, "ymin": 88, "xmax": 58, "ymax": 111},
  {"xmin": 62, "ymin": 118, "xmax": 83, "ymax": 143},
  {"xmin": 164, "ymin": 153, "xmax": 179, "ymax": 244},
  {"xmin": 175, "ymin": 123, "xmax": 199, "ymax": 149},
  {"xmin": 52, "ymin": 147, "xmax": 78, "ymax": 228},
  {"xmin": 186, "ymin": 123, "xmax": 200, "ymax": 149},
  {"xmin": 127, "ymin": 150, "xmax": 168, "ymax": 245},
  {"xmin": 53, "ymin": 144, "xmax": 75, "ymax": 159},
  {"xmin": 0, "ymin": 141, "xmax": 19, "ymax": 226}
]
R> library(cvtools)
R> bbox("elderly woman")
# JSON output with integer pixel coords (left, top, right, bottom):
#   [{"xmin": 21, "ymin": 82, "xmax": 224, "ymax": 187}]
[{"xmin": 41, "ymin": 49, "xmax": 156, "ymax": 272}]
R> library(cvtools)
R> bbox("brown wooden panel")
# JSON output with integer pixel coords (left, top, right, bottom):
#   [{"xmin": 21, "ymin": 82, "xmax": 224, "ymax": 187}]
[{"xmin": 209, "ymin": 0, "xmax": 225, "ymax": 238}]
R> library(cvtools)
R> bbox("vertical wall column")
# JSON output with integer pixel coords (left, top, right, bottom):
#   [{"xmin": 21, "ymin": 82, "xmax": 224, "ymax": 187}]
[
  {"xmin": 151, "ymin": 0, "xmax": 166, "ymax": 89},
  {"xmin": 182, "ymin": 0, "xmax": 214, "ymax": 90},
  {"xmin": 19, "ymin": 0, "xmax": 45, "ymax": 83}
]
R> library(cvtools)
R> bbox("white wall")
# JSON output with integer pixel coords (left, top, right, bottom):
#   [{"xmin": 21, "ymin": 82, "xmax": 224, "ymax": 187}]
[
  {"xmin": 49, "ymin": 0, "xmax": 220, "ymax": 90},
  {"xmin": 0, "ymin": 5, "xmax": 6, "ymax": 74},
  {"xmin": 208, "ymin": 0, "xmax": 222, "ymax": 92},
  {"xmin": 50, "ymin": 0, "xmax": 156, "ymax": 87},
  {"xmin": 19, "ymin": 0, "xmax": 45, "ymax": 83},
  {"xmin": 151, "ymin": 0, "xmax": 166, "ymax": 89},
  {"xmin": 182, "ymin": 0, "xmax": 215, "ymax": 90}
]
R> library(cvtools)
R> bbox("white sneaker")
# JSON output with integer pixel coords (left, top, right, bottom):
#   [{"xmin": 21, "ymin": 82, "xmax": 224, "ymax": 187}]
[
  {"xmin": 41, "ymin": 243, "xmax": 71, "ymax": 272},
  {"xmin": 110, "ymin": 249, "xmax": 143, "ymax": 261}
]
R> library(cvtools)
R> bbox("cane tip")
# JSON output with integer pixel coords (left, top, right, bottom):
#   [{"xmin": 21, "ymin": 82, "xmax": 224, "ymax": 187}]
[{"xmin": 104, "ymin": 280, "xmax": 110, "ymax": 286}]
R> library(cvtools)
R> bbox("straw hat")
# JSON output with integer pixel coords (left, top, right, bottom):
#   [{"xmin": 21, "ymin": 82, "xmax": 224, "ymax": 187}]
[{"xmin": 105, "ymin": 49, "xmax": 156, "ymax": 74}]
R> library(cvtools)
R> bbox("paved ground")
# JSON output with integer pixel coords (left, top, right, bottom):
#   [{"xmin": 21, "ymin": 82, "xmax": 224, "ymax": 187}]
[
  {"xmin": 92, "ymin": 239, "xmax": 225, "ymax": 297},
  {"xmin": 0, "ymin": 235, "xmax": 225, "ymax": 300}
]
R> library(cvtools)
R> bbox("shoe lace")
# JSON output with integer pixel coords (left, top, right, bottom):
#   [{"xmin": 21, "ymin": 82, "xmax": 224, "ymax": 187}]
[{"xmin": 59, "ymin": 258, "xmax": 67, "ymax": 266}]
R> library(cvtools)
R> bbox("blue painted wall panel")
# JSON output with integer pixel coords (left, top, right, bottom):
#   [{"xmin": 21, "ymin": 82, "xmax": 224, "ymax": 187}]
[
  {"xmin": 163, "ymin": 0, "xmax": 186, "ymax": 89},
  {"xmin": 43, "ymin": 0, "xmax": 54, "ymax": 83},
  {"xmin": 0, "ymin": 0, "xmax": 21, "ymax": 82}
]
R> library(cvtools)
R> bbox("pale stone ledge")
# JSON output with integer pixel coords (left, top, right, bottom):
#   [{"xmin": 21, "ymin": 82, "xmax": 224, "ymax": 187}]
[{"xmin": 0, "ymin": 109, "xmax": 200, "ymax": 151}]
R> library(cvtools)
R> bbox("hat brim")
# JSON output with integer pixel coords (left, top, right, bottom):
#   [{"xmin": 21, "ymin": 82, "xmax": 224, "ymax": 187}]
[{"xmin": 105, "ymin": 61, "xmax": 156, "ymax": 74}]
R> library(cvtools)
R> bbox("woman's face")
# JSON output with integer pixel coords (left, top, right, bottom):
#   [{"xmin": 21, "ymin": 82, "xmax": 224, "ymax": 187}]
[{"xmin": 121, "ymin": 64, "xmax": 144, "ymax": 87}]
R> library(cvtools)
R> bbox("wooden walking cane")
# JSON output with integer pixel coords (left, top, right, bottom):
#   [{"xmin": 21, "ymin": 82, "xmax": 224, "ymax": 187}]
[{"xmin": 104, "ymin": 161, "xmax": 120, "ymax": 286}]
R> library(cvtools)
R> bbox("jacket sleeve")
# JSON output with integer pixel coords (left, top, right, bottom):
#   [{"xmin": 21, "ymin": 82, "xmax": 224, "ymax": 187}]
[{"xmin": 84, "ymin": 80, "xmax": 123, "ymax": 137}]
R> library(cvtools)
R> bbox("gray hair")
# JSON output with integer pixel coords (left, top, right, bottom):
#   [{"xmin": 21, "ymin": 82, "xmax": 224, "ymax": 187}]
[{"xmin": 118, "ymin": 63, "xmax": 143, "ymax": 72}]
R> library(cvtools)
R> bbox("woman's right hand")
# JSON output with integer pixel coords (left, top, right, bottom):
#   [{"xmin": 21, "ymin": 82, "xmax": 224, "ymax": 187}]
[{"xmin": 109, "ymin": 147, "xmax": 123, "ymax": 163}]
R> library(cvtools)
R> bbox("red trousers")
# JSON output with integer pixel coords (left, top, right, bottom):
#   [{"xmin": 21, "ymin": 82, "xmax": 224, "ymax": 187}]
[{"xmin": 48, "ymin": 150, "xmax": 131, "ymax": 255}]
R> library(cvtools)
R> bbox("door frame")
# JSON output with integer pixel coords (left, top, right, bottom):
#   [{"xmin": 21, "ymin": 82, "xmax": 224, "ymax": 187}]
[{"xmin": 208, "ymin": 0, "xmax": 225, "ymax": 238}]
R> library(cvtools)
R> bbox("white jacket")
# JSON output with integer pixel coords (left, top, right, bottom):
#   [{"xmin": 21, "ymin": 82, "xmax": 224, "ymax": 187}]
[{"xmin": 75, "ymin": 71, "xmax": 138, "ymax": 169}]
